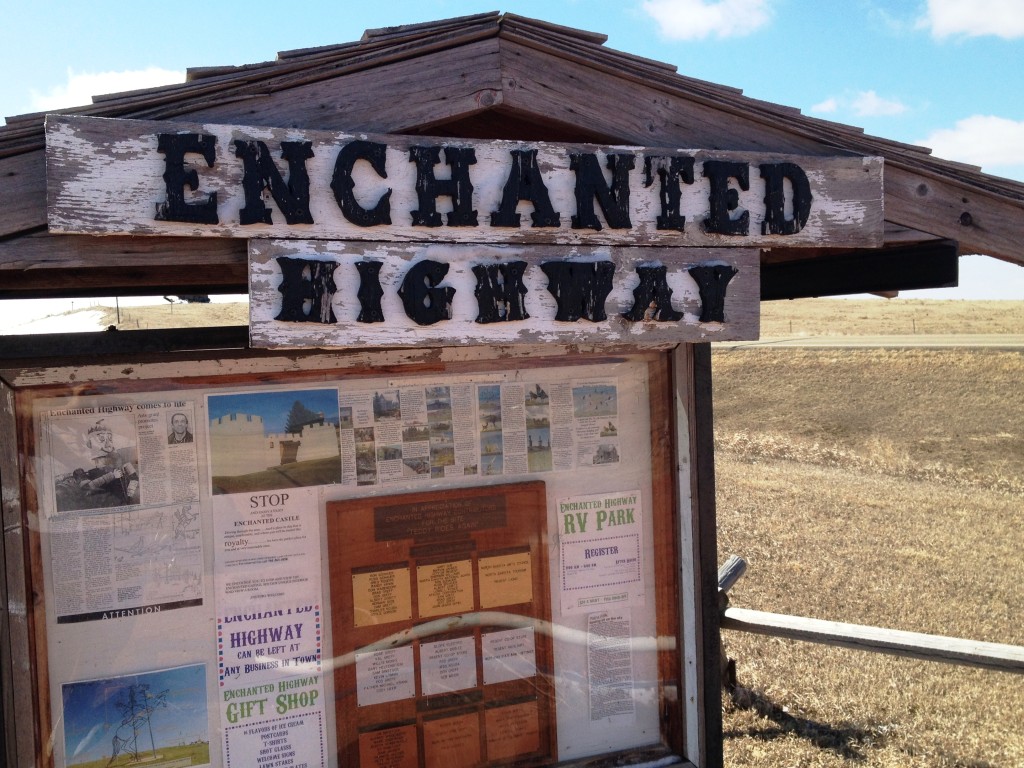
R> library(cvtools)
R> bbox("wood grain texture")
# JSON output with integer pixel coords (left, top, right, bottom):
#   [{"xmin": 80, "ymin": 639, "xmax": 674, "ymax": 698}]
[
  {"xmin": 672, "ymin": 343, "xmax": 722, "ymax": 768},
  {"xmin": 498, "ymin": 41, "xmax": 831, "ymax": 155},
  {"xmin": 180, "ymin": 38, "xmax": 505, "ymax": 134},
  {"xmin": 248, "ymin": 240, "xmax": 760, "ymax": 348},
  {"xmin": 0, "ymin": 231, "xmax": 246, "ymax": 271},
  {"xmin": 647, "ymin": 353, "xmax": 684, "ymax": 755},
  {"xmin": 0, "ymin": 151, "xmax": 46, "ymax": 237},
  {"xmin": 884, "ymin": 165, "xmax": 1024, "ymax": 265},
  {"xmin": 46, "ymin": 114, "xmax": 883, "ymax": 248},
  {"xmin": 0, "ymin": 381, "xmax": 36, "ymax": 768},
  {"xmin": 0, "ymin": 343, "xmax": 668, "ymax": 389}
]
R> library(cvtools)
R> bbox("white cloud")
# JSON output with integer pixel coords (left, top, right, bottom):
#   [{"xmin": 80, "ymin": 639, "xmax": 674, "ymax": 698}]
[
  {"xmin": 850, "ymin": 90, "xmax": 908, "ymax": 117},
  {"xmin": 810, "ymin": 97, "xmax": 838, "ymax": 114},
  {"xmin": 921, "ymin": 0, "xmax": 1024, "ymax": 39},
  {"xmin": 641, "ymin": 0, "xmax": 773, "ymax": 40},
  {"xmin": 28, "ymin": 67, "xmax": 184, "ymax": 112},
  {"xmin": 808, "ymin": 90, "xmax": 908, "ymax": 118},
  {"xmin": 918, "ymin": 115, "xmax": 1024, "ymax": 177}
]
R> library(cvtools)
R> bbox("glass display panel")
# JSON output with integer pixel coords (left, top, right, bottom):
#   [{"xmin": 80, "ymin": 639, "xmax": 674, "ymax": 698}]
[{"xmin": 16, "ymin": 352, "xmax": 683, "ymax": 768}]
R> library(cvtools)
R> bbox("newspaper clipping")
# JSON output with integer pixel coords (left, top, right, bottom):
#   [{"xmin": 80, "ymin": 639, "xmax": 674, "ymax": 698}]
[
  {"xmin": 40, "ymin": 400, "xmax": 203, "ymax": 623},
  {"xmin": 339, "ymin": 378, "xmax": 619, "ymax": 486}
]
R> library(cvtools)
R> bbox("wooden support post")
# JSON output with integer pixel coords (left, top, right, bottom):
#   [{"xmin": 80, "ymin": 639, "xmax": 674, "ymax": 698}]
[{"xmin": 674, "ymin": 343, "xmax": 722, "ymax": 768}]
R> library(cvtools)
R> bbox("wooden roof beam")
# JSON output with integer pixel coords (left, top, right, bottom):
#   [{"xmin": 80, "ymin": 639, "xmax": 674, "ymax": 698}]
[{"xmin": 761, "ymin": 241, "xmax": 959, "ymax": 300}]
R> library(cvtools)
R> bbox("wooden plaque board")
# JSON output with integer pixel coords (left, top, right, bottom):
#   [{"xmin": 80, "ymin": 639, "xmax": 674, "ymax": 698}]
[{"xmin": 326, "ymin": 481, "xmax": 555, "ymax": 768}]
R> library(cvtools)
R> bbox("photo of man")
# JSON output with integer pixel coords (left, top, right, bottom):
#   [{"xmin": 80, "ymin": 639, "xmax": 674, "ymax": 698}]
[{"xmin": 167, "ymin": 412, "xmax": 194, "ymax": 445}]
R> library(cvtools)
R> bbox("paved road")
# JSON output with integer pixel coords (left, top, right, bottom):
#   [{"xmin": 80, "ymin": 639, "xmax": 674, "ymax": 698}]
[{"xmin": 716, "ymin": 334, "xmax": 1024, "ymax": 349}]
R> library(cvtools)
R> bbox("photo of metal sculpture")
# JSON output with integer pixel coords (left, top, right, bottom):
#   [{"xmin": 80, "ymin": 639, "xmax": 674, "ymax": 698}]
[{"xmin": 106, "ymin": 683, "xmax": 168, "ymax": 767}]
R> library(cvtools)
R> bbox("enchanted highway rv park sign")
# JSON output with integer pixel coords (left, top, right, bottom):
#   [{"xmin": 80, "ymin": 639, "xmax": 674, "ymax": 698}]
[{"xmin": 45, "ymin": 114, "xmax": 884, "ymax": 349}]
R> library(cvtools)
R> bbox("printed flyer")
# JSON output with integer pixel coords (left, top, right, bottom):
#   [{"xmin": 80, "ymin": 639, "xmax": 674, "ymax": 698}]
[
  {"xmin": 212, "ymin": 487, "xmax": 322, "ymax": 609},
  {"xmin": 558, "ymin": 490, "xmax": 645, "ymax": 615},
  {"xmin": 218, "ymin": 604, "xmax": 325, "ymax": 768},
  {"xmin": 587, "ymin": 610, "xmax": 637, "ymax": 726},
  {"xmin": 207, "ymin": 392, "xmax": 331, "ymax": 768}
]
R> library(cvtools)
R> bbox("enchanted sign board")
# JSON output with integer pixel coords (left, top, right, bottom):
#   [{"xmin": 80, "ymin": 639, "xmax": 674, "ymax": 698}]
[
  {"xmin": 45, "ymin": 115, "xmax": 884, "ymax": 248},
  {"xmin": 249, "ymin": 240, "xmax": 759, "ymax": 348}
]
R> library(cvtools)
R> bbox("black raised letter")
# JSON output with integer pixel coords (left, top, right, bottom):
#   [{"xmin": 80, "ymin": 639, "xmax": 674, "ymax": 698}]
[
  {"xmin": 355, "ymin": 261, "xmax": 385, "ymax": 323},
  {"xmin": 759, "ymin": 162, "xmax": 812, "ymax": 235},
  {"xmin": 644, "ymin": 155, "xmax": 695, "ymax": 232},
  {"xmin": 332, "ymin": 140, "xmax": 392, "ymax": 227},
  {"xmin": 622, "ymin": 265, "xmax": 684, "ymax": 322},
  {"xmin": 473, "ymin": 261, "xmax": 530, "ymax": 323},
  {"xmin": 275, "ymin": 257, "xmax": 338, "ymax": 324},
  {"xmin": 540, "ymin": 261, "xmax": 615, "ymax": 322},
  {"xmin": 688, "ymin": 264, "xmax": 737, "ymax": 323},
  {"xmin": 570, "ymin": 153, "xmax": 634, "ymax": 230},
  {"xmin": 702, "ymin": 160, "xmax": 749, "ymax": 236},
  {"xmin": 490, "ymin": 150, "xmax": 560, "ymax": 227},
  {"xmin": 234, "ymin": 140, "xmax": 314, "ymax": 225},
  {"xmin": 155, "ymin": 133, "xmax": 218, "ymax": 224},
  {"xmin": 409, "ymin": 146, "xmax": 478, "ymax": 227},
  {"xmin": 398, "ymin": 260, "xmax": 455, "ymax": 325}
]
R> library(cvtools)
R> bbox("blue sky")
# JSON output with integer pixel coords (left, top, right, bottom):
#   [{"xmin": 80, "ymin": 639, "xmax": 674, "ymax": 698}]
[
  {"xmin": 2, "ymin": 0, "xmax": 1022, "ymax": 298},
  {"xmin": 208, "ymin": 389, "xmax": 341, "ymax": 434}
]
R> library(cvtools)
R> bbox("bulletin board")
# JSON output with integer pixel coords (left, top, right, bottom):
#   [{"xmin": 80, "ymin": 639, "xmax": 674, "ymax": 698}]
[{"xmin": 4, "ymin": 345, "xmax": 690, "ymax": 768}]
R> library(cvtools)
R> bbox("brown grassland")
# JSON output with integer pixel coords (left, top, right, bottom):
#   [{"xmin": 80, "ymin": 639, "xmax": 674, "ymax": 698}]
[
  {"xmin": 756, "ymin": 298, "xmax": 1024, "ymax": 337},
  {"xmin": 714, "ymin": 300, "xmax": 1024, "ymax": 767}
]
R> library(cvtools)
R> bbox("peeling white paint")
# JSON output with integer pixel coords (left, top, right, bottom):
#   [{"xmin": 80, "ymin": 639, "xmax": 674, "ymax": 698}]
[
  {"xmin": 248, "ymin": 240, "xmax": 759, "ymax": 349},
  {"xmin": 46, "ymin": 115, "xmax": 884, "ymax": 248}
]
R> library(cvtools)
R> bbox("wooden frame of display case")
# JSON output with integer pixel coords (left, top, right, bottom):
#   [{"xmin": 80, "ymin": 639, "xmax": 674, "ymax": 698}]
[{"xmin": 0, "ymin": 341, "xmax": 719, "ymax": 768}]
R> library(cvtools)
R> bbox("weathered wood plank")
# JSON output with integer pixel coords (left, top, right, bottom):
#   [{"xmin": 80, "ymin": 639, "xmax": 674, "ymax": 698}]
[
  {"xmin": 672, "ymin": 343, "xmax": 723, "ymax": 766},
  {"xmin": 761, "ymin": 241, "xmax": 959, "ymax": 300},
  {"xmin": 0, "ymin": 151, "xmax": 46, "ymax": 237},
  {"xmin": 0, "ymin": 382, "xmax": 37, "ymax": 766},
  {"xmin": 884, "ymin": 165, "xmax": 1024, "ymax": 265},
  {"xmin": 722, "ymin": 607, "xmax": 1024, "ymax": 675},
  {"xmin": 0, "ymin": 343, "xmax": 670, "ymax": 389},
  {"xmin": 0, "ymin": 231, "xmax": 245, "ymax": 271},
  {"xmin": 716, "ymin": 555, "xmax": 747, "ymax": 595},
  {"xmin": 249, "ymin": 240, "xmax": 760, "ymax": 348},
  {"xmin": 647, "ymin": 353, "xmax": 684, "ymax": 755},
  {"xmin": 178, "ymin": 37, "xmax": 505, "ymax": 132},
  {"xmin": 0, "ymin": 232, "xmax": 247, "ymax": 296},
  {"xmin": 46, "ymin": 114, "xmax": 883, "ymax": 249},
  {"xmin": 688, "ymin": 344, "xmax": 723, "ymax": 767},
  {"xmin": 498, "ymin": 40, "xmax": 831, "ymax": 155}
]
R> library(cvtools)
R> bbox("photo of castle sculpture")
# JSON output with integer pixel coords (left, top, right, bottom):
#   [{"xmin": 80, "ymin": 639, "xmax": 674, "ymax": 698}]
[{"xmin": 207, "ymin": 388, "xmax": 341, "ymax": 494}]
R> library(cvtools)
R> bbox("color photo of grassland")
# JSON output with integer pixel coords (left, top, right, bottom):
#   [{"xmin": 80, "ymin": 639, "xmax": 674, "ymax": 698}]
[
  {"xmin": 68, "ymin": 743, "xmax": 210, "ymax": 768},
  {"xmin": 713, "ymin": 300, "xmax": 1024, "ymax": 767}
]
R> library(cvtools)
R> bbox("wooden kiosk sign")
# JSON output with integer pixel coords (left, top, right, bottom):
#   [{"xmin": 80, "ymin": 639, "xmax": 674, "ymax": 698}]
[
  {"xmin": 4, "ymin": 111, "xmax": 883, "ymax": 768},
  {"xmin": 46, "ymin": 115, "xmax": 884, "ymax": 347}
]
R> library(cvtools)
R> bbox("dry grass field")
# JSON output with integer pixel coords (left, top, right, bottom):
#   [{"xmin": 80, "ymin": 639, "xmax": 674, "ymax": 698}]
[
  {"xmin": 714, "ymin": 306, "xmax": 1024, "ymax": 767},
  {"xmin": 758, "ymin": 298, "xmax": 1024, "ymax": 336}
]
